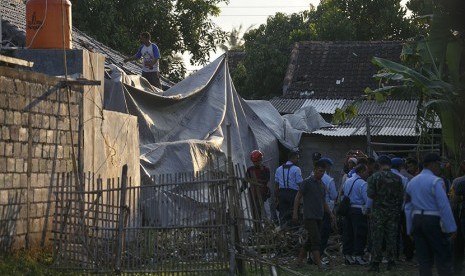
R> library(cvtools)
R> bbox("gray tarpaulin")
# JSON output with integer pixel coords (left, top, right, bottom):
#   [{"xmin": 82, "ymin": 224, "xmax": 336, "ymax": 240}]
[{"xmin": 103, "ymin": 54, "xmax": 331, "ymax": 226}]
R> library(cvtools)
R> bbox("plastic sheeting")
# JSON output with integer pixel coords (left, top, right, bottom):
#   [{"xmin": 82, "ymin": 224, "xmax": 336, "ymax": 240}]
[
  {"xmin": 103, "ymin": 54, "xmax": 332, "ymax": 226},
  {"xmin": 104, "ymin": 54, "xmax": 332, "ymax": 177}
]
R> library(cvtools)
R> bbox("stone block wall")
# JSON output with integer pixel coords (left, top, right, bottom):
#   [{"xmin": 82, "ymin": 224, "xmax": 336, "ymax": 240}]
[{"xmin": 0, "ymin": 66, "xmax": 82, "ymax": 251}]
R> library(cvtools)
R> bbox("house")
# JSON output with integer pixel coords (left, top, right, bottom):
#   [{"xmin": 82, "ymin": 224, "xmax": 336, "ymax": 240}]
[
  {"xmin": 271, "ymin": 41, "xmax": 441, "ymax": 181},
  {"xmin": 1, "ymin": 0, "xmax": 141, "ymax": 250}
]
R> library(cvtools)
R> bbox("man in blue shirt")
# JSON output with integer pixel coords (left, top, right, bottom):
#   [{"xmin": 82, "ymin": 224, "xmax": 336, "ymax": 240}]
[
  {"xmin": 405, "ymin": 152, "xmax": 457, "ymax": 276},
  {"xmin": 341, "ymin": 164, "xmax": 370, "ymax": 265},
  {"xmin": 124, "ymin": 32, "xmax": 162, "ymax": 89},
  {"xmin": 275, "ymin": 150, "xmax": 303, "ymax": 226}
]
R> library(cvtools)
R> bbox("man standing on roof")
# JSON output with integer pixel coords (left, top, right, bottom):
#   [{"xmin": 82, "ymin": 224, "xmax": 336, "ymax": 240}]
[
  {"xmin": 123, "ymin": 32, "xmax": 161, "ymax": 89},
  {"xmin": 275, "ymin": 150, "xmax": 303, "ymax": 226}
]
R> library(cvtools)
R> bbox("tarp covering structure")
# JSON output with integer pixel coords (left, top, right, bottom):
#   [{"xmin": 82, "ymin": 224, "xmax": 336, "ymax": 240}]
[{"xmin": 103, "ymin": 54, "xmax": 331, "ymax": 226}]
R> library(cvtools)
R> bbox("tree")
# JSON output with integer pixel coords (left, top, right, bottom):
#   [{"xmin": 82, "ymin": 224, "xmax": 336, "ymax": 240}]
[
  {"xmin": 232, "ymin": 12, "xmax": 308, "ymax": 99},
  {"xmin": 234, "ymin": 0, "xmax": 419, "ymax": 99},
  {"xmin": 72, "ymin": 0, "xmax": 227, "ymax": 82},
  {"xmin": 219, "ymin": 25, "xmax": 254, "ymax": 52},
  {"xmin": 339, "ymin": 0, "xmax": 465, "ymax": 173}
]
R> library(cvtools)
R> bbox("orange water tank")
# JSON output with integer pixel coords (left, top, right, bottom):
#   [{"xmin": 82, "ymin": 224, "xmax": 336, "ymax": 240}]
[{"xmin": 26, "ymin": 0, "xmax": 72, "ymax": 49}]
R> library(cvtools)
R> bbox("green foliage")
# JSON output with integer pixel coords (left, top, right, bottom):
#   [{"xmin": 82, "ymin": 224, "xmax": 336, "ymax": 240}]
[
  {"xmin": 367, "ymin": 0, "xmax": 465, "ymax": 171},
  {"xmin": 219, "ymin": 25, "xmax": 254, "ymax": 52},
  {"xmin": 233, "ymin": 12, "xmax": 308, "ymax": 99},
  {"xmin": 72, "ymin": 0, "xmax": 227, "ymax": 81},
  {"xmin": 234, "ymin": 0, "xmax": 420, "ymax": 99},
  {"xmin": 332, "ymin": 105, "xmax": 358, "ymax": 124},
  {"xmin": 308, "ymin": 0, "xmax": 418, "ymax": 41}
]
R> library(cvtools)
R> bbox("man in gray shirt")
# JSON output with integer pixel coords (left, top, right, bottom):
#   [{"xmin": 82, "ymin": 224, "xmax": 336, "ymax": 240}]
[{"xmin": 293, "ymin": 160, "xmax": 336, "ymax": 269}]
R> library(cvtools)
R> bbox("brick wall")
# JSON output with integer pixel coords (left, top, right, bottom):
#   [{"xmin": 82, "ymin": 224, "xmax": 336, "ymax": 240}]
[{"xmin": 0, "ymin": 66, "xmax": 82, "ymax": 251}]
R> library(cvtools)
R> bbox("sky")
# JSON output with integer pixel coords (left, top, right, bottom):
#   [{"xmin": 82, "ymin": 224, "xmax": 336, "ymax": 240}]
[
  {"xmin": 185, "ymin": 0, "xmax": 408, "ymax": 72},
  {"xmin": 185, "ymin": 0, "xmax": 320, "ymax": 72}
]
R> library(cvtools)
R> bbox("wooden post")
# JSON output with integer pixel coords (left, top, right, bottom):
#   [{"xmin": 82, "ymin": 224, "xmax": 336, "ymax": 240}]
[
  {"xmin": 114, "ymin": 165, "xmax": 128, "ymax": 273},
  {"xmin": 366, "ymin": 117, "xmax": 372, "ymax": 157},
  {"xmin": 226, "ymin": 124, "xmax": 236, "ymax": 276}
]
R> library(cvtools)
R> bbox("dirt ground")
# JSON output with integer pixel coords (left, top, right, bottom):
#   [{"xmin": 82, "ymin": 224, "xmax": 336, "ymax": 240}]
[{"xmin": 273, "ymin": 233, "xmax": 419, "ymax": 276}]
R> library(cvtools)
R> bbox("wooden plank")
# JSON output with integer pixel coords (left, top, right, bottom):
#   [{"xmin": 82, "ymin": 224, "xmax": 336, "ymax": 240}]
[
  {"xmin": 59, "ymin": 79, "xmax": 101, "ymax": 86},
  {"xmin": 371, "ymin": 142, "xmax": 440, "ymax": 147},
  {"xmin": 0, "ymin": 54, "xmax": 34, "ymax": 67}
]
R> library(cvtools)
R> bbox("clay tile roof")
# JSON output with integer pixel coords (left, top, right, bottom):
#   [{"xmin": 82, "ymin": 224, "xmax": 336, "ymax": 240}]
[
  {"xmin": 282, "ymin": 41, "xmax": 403, "ymax": 99},
  {"xmin": 0, "ymin": 0, "xmax": 174, "ymax": 87}
]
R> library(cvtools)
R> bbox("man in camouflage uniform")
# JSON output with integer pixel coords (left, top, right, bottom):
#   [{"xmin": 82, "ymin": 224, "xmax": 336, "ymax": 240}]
[{"xmin": 367, "ymin": 156, "xmax": 404, "ymax": 272}]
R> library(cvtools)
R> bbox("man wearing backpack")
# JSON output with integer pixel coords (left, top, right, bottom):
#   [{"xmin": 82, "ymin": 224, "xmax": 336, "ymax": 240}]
[
  {"xmin": 341, "ymin": 164, "xmax": 370, "ymax": 265},
  {"xmin": 367, "ymin": 156, "xmax": 404, "ymax": 272},
  {"xmin": 124, "ymin": 32, "xmax": 162, "ymax": 89}
]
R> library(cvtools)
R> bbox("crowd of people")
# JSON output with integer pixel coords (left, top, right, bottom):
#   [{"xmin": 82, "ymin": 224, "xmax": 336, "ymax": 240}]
[{"xmin": 243, "ymin": 149, "xmax": 465, "ymax": 275}]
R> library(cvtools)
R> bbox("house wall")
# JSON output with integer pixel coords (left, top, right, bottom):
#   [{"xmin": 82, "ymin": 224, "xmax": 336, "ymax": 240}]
[
  {"xmin": 0, "ymin": 66, "xmax": 82, "ymax": 250},
  {"xmin": 300, "ymin": 135, "xmax": 367, "ymax": 187},
  {"xmin": 0, "ymin": 49, "xmax": 140, "ymax": 252},
  {"xmin": 14, "ymin": 49, "xmax": 141, "ymax": 181}
]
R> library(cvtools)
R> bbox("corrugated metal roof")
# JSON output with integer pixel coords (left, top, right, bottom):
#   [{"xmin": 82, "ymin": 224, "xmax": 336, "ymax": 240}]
[
  {"xmin": 312, "ymin": 127, "xmax": 358, "ymax": 137},
  {"xmin": 345, "ymin": 100, "xmax": 418, "ymax": 115},
  {"xmin": 270, "ymin": 98, "xmax": 346, "ymax": 114},
  {"xmin": 308, "ymin": 100, "xmax": 441, "ymax": 137},
  {"xmin": 301, "ymin": 99, "xmax": 347, "ymax": 114},
  {"xmin": 268, "ymin": 98, "xmax": 306, "ymax": 114}
]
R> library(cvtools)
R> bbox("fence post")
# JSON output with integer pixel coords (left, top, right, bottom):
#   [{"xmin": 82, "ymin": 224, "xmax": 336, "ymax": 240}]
[
  {"xmin": 226, "ymin": 124, "xmax": 237, "ymax": 275},
  {"xmin": 115, "ymin": 165, "xmax": 128, "ymax": 273}
]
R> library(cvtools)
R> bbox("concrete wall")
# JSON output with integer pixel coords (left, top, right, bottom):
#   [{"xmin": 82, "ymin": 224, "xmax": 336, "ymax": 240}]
[
  {"xmin": 0, "ymin": 66, "xmax": 82, "ymax": 250},
  {"xmin": 299, "ymin": 135, "xmax": 367, "ymax": 186}
]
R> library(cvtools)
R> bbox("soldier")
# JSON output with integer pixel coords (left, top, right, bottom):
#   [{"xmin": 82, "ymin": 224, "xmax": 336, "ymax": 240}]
[
  {"xmin": 405, "ymin": 153, "xmax": 457, "ymax": 276},
  {"xmin": 367, "ymin": 156, "xmax": 404, "ymax": 272}
]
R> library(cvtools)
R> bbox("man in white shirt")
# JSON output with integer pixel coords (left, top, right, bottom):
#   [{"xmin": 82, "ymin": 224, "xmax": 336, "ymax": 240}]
[{"xmin": 124, "ymin": 32, "xmax": 162, "ymax": 89}]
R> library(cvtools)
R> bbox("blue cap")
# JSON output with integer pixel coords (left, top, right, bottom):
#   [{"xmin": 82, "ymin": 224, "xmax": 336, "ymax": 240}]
[
  {"xmin": 391, "ymin": 157, "xmax": 404, "ymax": 166},
  {"xmin": 319, "ymin": 157, "xmax": 334, "ymax": 166},
  {"xmin": 377, "ymin": 155, "xmax": 392, "ymax": 165}
]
